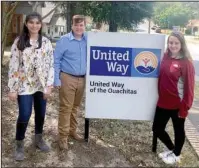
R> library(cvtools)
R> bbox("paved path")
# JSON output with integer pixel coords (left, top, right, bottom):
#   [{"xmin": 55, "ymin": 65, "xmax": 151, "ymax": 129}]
[
  {"xmin": 186, "ymin": 41, "xmax": 199, "ymax": 81},
  {"xmin": 188, "ymin": 106, "xmax": 199, "ymax": 132},
  {"xmin": 193, "ymin": 61, "xmax": 199, "ymax": 77},
  {"xmin": 185, "ymin": 117, "xmax": 199, "ymax": 158},
  {"xmin": 188, "ymin": 113, "xmax": 199, "ymax": 132},
  {"xmin": 187, "ymin": 97, "xmax": 199, "ymax": 158}
]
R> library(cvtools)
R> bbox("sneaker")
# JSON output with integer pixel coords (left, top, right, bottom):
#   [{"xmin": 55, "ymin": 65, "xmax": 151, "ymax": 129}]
[
  {"xmin": 162, "ymin": 152, "xmax": 180, "ymax": 165},
  {"xmin": 158, "ymin": 150, "xmax": 172, "ymax": 159}
]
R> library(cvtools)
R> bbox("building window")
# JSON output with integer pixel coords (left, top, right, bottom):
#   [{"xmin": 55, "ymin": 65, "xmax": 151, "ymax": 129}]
[
  {"xmin": 55, "ymin": 26, "xmax": 58, "ymax": 33},
  {"xmin": 48, "ymin": 27, "xmax": 50, "ymax": 34}
]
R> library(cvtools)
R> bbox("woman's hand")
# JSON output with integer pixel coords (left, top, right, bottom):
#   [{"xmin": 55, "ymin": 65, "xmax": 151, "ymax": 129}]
[
  {"xmin": 8, "ymin": 92, "xmax": 18, "ymax": 101},
  {"xmin": 54, "ymin": 86, "xmax": 61, "ymax": 90},
  {"xmin": 178, "ymin": 115, "xmax": 185, "ymax": 119},
  {"xmin": 43, "ymin": 86, "xmax": 53, "ymax": 100}
]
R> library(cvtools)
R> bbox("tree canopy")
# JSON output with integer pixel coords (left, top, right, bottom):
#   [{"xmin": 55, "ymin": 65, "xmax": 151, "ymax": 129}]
[
  {"xmin": 152, "ymin": 2, "xmax": 199, "ymax": 28},
  {"xmin": 55, "ymin": 1, "xmax": 154, "ymax": 32}
]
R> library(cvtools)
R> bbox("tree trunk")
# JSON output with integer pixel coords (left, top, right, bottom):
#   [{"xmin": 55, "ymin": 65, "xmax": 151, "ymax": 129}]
[
  {"xmin": 66, "ymin": 2, "xmax": 72, "ymax": 33},
  {"xmin": 1, "ymin": 2, "xmax": 19, "ymax": 63},
  {"xmin": 109, "ymin": 20, "xmax": 118, "ymax": 32},
  {"xmin": 148, "ymin": 18, "xmax": 151, "ymax": 34},
  {"xmin": 108, "ymin": 2, "xmax": 118, "ymax": 32},
  {"xmin": 95, "ymin": 22, "xmax": 102, "ymax": 30}
]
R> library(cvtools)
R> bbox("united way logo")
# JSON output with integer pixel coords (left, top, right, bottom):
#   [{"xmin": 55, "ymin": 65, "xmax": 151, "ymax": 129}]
[{"xmin": 134, "ymin": 51, "xmax": 158, "ymax": 75}]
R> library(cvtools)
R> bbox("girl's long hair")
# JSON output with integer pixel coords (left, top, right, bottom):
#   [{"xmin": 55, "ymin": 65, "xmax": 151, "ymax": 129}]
[
  {"xmin": 17, "ymin": 12, "xmax": 42, "ymax": 51},
  {"xmin": 166, "ymin": 31, "xmax": 192, "ymax": 61}
]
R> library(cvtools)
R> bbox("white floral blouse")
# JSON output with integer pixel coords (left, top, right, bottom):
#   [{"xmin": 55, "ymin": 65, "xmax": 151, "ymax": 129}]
[{"xmin": 8, "ymin": 36, "xmax": 54, "ymax": 95}]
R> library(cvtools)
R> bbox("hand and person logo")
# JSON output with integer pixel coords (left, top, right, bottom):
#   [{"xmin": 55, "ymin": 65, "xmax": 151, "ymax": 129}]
[{"xmin": 134, "ymin": 51, "xmax": 158, "ymax": 75}]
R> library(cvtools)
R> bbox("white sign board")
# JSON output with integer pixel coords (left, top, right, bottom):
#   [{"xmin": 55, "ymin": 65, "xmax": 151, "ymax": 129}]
[{"xmin": 85, "ymin": 32, "xmax": 165, "ymax": 121}]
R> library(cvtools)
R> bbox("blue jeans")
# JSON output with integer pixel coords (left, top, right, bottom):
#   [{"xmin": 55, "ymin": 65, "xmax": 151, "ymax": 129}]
[{"xmin": 16, "ymin": 92, "xmax": 47, "ymax": 140}]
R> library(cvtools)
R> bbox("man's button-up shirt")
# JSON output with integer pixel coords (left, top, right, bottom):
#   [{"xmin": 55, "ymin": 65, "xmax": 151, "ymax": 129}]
[{"xmin": 54, "ymin": 31, "xmax": 87, "ymax": 86}]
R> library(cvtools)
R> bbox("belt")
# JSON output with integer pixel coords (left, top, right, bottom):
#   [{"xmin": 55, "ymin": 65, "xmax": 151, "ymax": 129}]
[{"xmin": 61, "ymin": 71, "xmax": 85, "ymax": 78}]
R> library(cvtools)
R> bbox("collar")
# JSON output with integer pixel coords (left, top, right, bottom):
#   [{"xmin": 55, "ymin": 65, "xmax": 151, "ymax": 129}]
[{"xmin": 69, "ymin": 31, "xmax": 86, "ymax": 41}]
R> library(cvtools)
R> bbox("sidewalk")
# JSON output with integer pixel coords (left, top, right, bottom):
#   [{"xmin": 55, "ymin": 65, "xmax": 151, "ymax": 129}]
[
  {"xmin": 188, "ymin": 98, "xmax": 199, "ymax": 133},
  {"xmin": 186, "ymin": 94, "xmax": 199, "ymax": 158},
  {"xmin": 185, "ymin": 36, "xmax": 199, "ymax": 45},
  {"xmin": 185, "ymin": 114, "xmax": 199, "ymax": 158}
]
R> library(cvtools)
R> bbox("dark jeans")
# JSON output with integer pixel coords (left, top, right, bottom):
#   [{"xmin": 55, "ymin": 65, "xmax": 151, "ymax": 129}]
[
  {"xmin": 152, "ymin": 106, "xmax": 185, "ymax": 156},
  {"xmin": 16, "ymin": 92, "xmax": 47, "ymax": 140}
]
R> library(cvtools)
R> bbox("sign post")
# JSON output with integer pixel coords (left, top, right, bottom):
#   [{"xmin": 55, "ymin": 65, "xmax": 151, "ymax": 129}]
[{"xmin": 84, "ymin": 118, "xmax": 89, "ymax": 142}]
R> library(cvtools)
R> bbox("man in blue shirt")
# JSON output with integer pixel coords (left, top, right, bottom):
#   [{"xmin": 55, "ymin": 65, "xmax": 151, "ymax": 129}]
[{"xmin": 54, "ymin": 15, "xmax": 87, "ymax": 150}]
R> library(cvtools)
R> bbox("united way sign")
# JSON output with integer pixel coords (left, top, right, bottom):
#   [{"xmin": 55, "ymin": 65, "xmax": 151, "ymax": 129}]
[{"xmin": 85, "ymin": 32, "xmax": 165, "ymax": 121}]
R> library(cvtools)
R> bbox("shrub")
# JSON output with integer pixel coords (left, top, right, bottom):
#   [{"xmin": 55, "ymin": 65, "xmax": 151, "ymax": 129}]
[{"xmin": 185, "ymin": 29, "xmax": 192, "ymax": 35}]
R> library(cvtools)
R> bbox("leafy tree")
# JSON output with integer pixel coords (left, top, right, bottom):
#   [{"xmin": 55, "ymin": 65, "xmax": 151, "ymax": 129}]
[
  {"xmin": 152, "ymin": 2, "xmax": 193, "ymax": 29},
  {"xmin": 184, "ymin": 2, "xmax": 199, "ymax": 19},
  {"xmin": 54, "ymin": 1, "xmax": 154, "ymax": 32},
  {"xmin": 2, "ymin": 1, "xmax": 19, "ymax": 60},
  {"xmin": 85, "ymin": 1, "xmax": 154, "ymax": 32}
]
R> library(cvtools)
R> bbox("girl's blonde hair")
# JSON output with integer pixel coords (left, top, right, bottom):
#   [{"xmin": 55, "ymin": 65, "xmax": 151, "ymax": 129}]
[{"xmin": 166, "ymin": 31, "xmax": 192, "ymax": 60}]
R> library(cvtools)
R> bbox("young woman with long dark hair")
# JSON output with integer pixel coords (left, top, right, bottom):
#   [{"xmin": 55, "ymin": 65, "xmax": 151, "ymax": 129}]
[{"xmin": 7, "ymin": 12, "xmax": 54, "ymax": 161}]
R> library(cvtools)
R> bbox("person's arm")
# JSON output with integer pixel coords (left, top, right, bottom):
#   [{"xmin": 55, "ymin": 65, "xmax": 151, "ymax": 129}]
[
  {"xmin": 46, "ymin": 40, "xmax": 54, "ymax": 87},
  {"xmin": 158, "ymin": 53, "xmax": 166, "ymax": 95},
  {"xmin": 54, "ymin": 37, "xmax": 66, "ymax": 86},
  {"xmin": 179, "ymin": 60, "xmax": 195, "ymax": 118},
  {"xmin": 8, "ymin": 39, "xmax": 20, "ymax": 93}
]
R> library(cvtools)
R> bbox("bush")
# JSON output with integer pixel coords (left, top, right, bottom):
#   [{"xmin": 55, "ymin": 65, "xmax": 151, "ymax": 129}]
[
  {"xmin": 155, "ymin": 28, "xmax": 161, "ymax": 33},
  {"xmin": 185, "ymin": 29, "xmax": 192, "ymax": 35}
]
